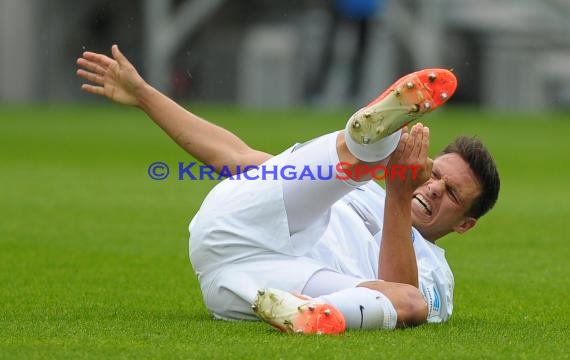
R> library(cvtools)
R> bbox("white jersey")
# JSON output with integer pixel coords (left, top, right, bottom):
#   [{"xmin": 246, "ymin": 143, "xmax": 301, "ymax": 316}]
[
  {"xmin": 306, "ymin": 181, "xmax": 454, "ymax": 322},
  {"xmin": 190, "ymin": 139, "xmax": 454, "ymax": 322}
]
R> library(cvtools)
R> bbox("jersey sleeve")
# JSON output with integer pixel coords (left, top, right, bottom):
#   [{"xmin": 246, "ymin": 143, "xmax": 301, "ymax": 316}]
[{"xmin": 419, "ymin": 265, "xmax": 454, "ymax": 323}]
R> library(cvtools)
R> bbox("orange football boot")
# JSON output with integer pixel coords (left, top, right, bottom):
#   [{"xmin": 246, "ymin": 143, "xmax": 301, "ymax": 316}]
[
  {"xmin": 252, "ymin": 288, "xmax": 346, "ymax": 335},
  {"xmin": 347, "ymin": 69, "xmax": 457, "ymax": 145}
]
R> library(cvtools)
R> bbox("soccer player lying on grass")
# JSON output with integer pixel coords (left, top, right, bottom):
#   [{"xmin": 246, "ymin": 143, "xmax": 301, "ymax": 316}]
[{"xmin": 77, "ymin": 45, "xmax": 500, "ymax": 334}]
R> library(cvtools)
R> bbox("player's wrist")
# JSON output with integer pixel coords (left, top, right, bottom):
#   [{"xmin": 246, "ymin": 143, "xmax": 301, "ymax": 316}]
[
  {"xmin": 385, "ymin": 176, "xmax": 415, "ymax": 191},
  {"xmin": 134, "ymin": 82, "xmax": 157, "ymax": 110},
  {"xmin": 385, "ymin": 183, "xmax": 415, "ymax": 202}
]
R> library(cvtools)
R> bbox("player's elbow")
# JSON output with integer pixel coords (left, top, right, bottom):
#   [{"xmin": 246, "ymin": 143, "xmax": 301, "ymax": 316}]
[{"xmin": 396, "ymin": 286, "xmax": 428, "ymax": 328}]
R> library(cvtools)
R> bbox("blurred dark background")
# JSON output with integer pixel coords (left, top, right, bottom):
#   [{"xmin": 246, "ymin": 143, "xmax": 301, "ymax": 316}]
[{"xmin": 1, "ymin": 0, "xmax": 570, "ymax": 110}]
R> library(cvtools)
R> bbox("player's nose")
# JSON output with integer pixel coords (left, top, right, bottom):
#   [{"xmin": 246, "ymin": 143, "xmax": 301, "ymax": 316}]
[{"xmin": 427, "ymin": 179, "xmax": 444, "ymax": 198}]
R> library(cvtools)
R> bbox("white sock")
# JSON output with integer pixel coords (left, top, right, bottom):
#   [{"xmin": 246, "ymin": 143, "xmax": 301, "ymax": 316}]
[
  {"xmin": 316, "ymin": 287, "xmax": 397, "ymax": 330},
  {"xmin": 344, "ymin": 127, "xmax": 401, "ymax": 162}
]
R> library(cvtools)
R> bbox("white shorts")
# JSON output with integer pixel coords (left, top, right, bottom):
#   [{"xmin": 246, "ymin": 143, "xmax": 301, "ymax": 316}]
[{"xmin": 189, "ymin": 148, "xmax": 328, "ymax": 319}]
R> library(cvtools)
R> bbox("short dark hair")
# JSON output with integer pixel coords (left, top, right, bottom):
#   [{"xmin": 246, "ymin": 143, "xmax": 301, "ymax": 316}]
[{"xmin": 440, "ymin": 136, "xmax": 500, "ymax": 219}]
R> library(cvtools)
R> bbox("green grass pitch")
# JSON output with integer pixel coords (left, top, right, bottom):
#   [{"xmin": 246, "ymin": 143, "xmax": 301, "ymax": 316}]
[{"xmin": 1, "ymin": 104, "xmax": 569, "ymax": 359}]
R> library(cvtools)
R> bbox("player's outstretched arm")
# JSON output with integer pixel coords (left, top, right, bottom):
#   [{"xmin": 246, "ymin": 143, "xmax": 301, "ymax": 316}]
[{"xmin": 76, "ymin": 45, "xmax": 271, "ymax": 174}]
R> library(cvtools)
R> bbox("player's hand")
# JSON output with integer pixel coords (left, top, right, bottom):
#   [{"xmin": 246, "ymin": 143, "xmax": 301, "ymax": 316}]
[
  {"xmin": 386, "ymin": 123, "xmax": 433, "ymax": 196},
  {"xmin": 76, "ymin": 44, "xmax": 145, "ymax": 106}
]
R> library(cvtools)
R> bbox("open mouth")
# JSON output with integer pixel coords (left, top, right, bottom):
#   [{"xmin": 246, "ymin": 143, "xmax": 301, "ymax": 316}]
[{"xmin": 413, "ymin": 194, "xmax": 432, "ymax": 215}]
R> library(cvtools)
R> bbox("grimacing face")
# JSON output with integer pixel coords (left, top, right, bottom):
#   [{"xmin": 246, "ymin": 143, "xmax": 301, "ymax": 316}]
[{"xmin": 411, "ymin": 153, "xmax": 481, "ymax": 242}]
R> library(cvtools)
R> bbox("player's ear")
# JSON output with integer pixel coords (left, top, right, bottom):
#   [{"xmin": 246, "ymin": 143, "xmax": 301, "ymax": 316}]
[{"xmin": 453, "ymin": 217, "xmax": 477, "ymax": 234}]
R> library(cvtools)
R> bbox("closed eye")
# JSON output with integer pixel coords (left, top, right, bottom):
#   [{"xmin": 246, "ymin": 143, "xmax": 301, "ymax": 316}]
[
  {"xmin": 434, "ymin": 170, "xmax": 460, "ymax": 204},
  {"xmin": 447, "ymin": 185, "xmax": 459, "ymax": 203}
]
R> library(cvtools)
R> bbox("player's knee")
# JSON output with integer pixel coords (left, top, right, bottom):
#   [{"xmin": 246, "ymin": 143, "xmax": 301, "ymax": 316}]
[{"xmin": 397, "ymin": 286, "xmax": 428, "ymax": 327}]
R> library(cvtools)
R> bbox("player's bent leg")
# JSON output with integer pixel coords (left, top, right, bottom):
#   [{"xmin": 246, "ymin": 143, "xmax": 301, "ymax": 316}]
[
  {"xmin": 305, "ymin": 271, "xmax": 427, "ymax": 329},
  {"xmin": 303, "ymin": 270, "xmax": 398, "ymax": 330},
  {"xmin": 283, "ymin": 132, "xmax": 366, "ymax": 235},
  {"xmin": 251, "ymin": 274, "xmax": 428, "ymax": 333},
  {"xmin": 358, "ymin": 280, "xmax": 428, "ymax": 328},
  {"xmin": 252, "ymin": 270, "xmax": 415, "ymax": 334}
]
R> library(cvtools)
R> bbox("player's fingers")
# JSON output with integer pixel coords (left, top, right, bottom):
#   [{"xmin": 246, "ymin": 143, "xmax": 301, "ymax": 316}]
[
  {"xmin": 418, "ymin": 126, "xmax": 430, "ymax": 161},
  {"xmin": 80, "ymin": 83, "xmax": 105, "ymax": 96},
  {"xmin": 75, "ymin": 68, "xmax": 91, "ymax": 81},
  {"xmin": 392, "ymin": 126, "xmax": 410, "ymax": 160},
  {"xmin": 111, "ymin": 44, "xmax": 130, "ymax": 66},
  {"xmin": 394, "ymin": 130, "xmax": 409, "ymax": 158},
  {"xmin": 82, "ymin": 51, "xmax": 114, "ymax": 67},
  {"xmin": 425, "ymin": 157, "xmax": 434, "ymax": 175},
  {"xmin": 410, "ymin": 123, "xmax": 424, "ymax": 159},
  {"xmin": 76, "ymin": 69, "xmax": 104, "ymax": 85},
  {"xmin": 405, "ymin": 123, "xmax": 421, "ymax": 158},
  {"xmin": 76, "ymin": 58, "xmax": 106, "ymax": 75}
]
